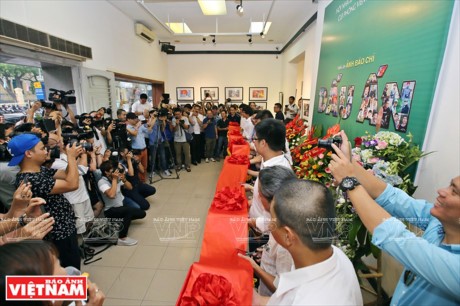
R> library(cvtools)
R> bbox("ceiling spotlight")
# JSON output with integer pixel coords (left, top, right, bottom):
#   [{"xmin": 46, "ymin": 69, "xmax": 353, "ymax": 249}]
[
  {"xmin": 211, "ymin": 35, "xmax": 216, "ymax": 45},
  {"xmin": 202, "ymin": 37, "xmax": 206, "ymax": 42},
  {"xmin": 260, "ymin": 32, "xmax": 265, "ymax": 38},
  {"xmin": 248, "ymin": 35, "xmax": 253, "ymax": 44},
  {"xmin": 236, "ymin": 1, "xmax": 243, "ymax": 14}
]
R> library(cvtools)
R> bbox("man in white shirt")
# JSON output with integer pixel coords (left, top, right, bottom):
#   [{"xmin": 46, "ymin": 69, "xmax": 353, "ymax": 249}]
[
  {"xmin": 239, "ymin": 166, "xmax": 297, "ymax": 297},
  {"xmin": 131, "ymin": 93, "xmax": 152, "ymax": 121},
  {"xmin": 48, "ymin": 132, "xmax": 93, "ymax": 234},
  {"xmin": 284, "ymin": 96, "xmax": 299, "ymax": 122},
  {"xmin": 188, "ymin": 104, "xmax": 204, "ymax": 165},
  {"xmin": 240, "ymin": 105, "xmax": 255, "ymax": 142},
  {"xmin": 249, "ymin": 119, "xmax": 292, "ymax": 234},
  {"xmin": 253, "ymin": 179, "xmax": 362, "ymax": 305}
]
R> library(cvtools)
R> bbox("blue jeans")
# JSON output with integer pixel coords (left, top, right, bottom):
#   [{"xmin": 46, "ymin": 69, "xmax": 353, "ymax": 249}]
[
  {"xmin": 149, "ymin": 142, "xmax": 167, "ymax": 172},
  {"xmin": 215, "ymin": 135, "xmax": 228, "ymax": 158},
  {"xmin": 122, "ymin": 183, "xmax": 156, "ymax": 211},
  {"xmin": 123, "ymin": 196, "xmax": 143, "ymax": 210}
]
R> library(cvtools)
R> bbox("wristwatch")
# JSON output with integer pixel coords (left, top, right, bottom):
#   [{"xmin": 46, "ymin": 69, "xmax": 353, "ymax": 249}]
[{"xmin": 339, "ymin": 176, "xmax": 361, "ymax": 192}]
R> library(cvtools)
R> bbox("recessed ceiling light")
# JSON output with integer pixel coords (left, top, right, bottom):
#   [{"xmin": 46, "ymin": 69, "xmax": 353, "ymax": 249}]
[
  {"xmin": 166, "ymin": 22, "xmax": 192, "ymax": 34},
  {"xmin": 174, "ymin": 40, "xmax": 181, "ymax": 43},
  {"xmin": 198, "ymin": 0, "xmax": 227, "ymax": 15},
  {"xmin": 268, "ymin": 39, "xmax": 274, "ymax": 42},
  {"xmin": 250, "ymin": 22, "xmax": 272, "ymax": 35}
]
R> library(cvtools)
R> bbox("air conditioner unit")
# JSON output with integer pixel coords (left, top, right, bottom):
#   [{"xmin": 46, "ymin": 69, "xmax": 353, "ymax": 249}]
[{"xmin": 135, "ymin": 23, "xmax": 155, "ymax": 43}]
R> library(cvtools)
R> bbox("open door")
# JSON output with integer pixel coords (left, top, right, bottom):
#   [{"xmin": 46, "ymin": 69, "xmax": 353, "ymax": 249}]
[{"xmin": 72, "ymin": 67, "xmax": 116, "ymax": 113}]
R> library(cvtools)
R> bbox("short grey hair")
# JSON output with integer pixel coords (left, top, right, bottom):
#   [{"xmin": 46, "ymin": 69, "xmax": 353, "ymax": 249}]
[{"xmin": 259, "ymin": 165, "xmax": 296, "ymax": 202}]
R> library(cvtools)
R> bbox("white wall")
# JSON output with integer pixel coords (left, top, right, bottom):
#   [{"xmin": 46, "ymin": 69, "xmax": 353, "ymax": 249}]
[
  {"xmin": 166, "ymin": 54, "xmax": 282, "ymax": 108},
  {"xmin": 414, "ymin": 2, "xmax": 460, "ymax": 202},
  {"xmin": 0, "ymin": 0, "xmax": 167, "ymax": 82}
]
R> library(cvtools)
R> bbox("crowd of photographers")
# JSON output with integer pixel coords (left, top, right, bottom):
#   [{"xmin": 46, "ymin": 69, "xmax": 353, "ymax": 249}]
[
  {"xmin": 0, "ymin": 92, "xmax": 279, "ymax": 256},
  {"xmin": 0, "ymin": 91, "xmax": 297, "ymax": 304}
]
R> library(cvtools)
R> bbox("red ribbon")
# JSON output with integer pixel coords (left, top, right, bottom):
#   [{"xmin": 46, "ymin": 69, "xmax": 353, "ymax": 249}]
[
  {"xmin": 179, "ymin": 273, "xmax": 240, "ymax": 306},
  {"xmin": 227, "ymin": 154, "xmax": 250, "ymax": 165},
  {"xmin": 228, "ymin": 129, "xmax": 241, "ymax": 136},
  {"xmin": 211, "ymin": 187, "xmax": 245, "ymax": 211},
  {"xmin": 229, "ymin": 138, "xmax": 246, "ymax": 146}
]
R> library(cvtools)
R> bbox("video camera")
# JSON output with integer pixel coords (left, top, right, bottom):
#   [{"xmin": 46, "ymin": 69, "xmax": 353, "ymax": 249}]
[{"xmin": 48, "ymin": 88, "xmax": 76, "ymax": 108}]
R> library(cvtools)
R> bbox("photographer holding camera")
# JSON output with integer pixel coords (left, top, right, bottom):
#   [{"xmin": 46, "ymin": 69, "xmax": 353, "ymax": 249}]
[
  {"xmin": 126, "ymin": 112, "xmax": 152, "ymax": 182},
  {"xmin": 48, "ymin": 132, "xmax": 95, "ymax": 235},
  {"xmin": 328, "ymin": 131, "xmax": 460, "ymax": 305},
  {"xmin": 148, "ymin": 108, "xmax": 172, "ymax": 176},
  {"xmin": 119, "ymin": 148, "xmax": 155, "ymax": 210},
  {"xmin": 9, "ymin": 133, "xmax": 83, "ymax": 269},
  {"xmin": 171, "ymin": 107, "xmax": 191, "ymax": 172},
  {"xmin": 98, "ymin": 160, "xmax": 146, "ymax": 246}
]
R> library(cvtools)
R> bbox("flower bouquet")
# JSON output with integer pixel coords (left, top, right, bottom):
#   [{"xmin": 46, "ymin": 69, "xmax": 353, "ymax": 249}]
[{"xmin": 352, "ymin": 131, "xmax": 426, "ymax": 195}]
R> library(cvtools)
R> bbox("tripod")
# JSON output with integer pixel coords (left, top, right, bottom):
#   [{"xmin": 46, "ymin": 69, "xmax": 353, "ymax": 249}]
[{"xmin": 149, "ymin": 119, "xmax": 179, "ymax": 184}]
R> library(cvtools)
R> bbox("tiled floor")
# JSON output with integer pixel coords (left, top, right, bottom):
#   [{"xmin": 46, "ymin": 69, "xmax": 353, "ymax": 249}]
[{"xmin": 81, "ymin": 161, "xmax": 222, "ymax": 306}]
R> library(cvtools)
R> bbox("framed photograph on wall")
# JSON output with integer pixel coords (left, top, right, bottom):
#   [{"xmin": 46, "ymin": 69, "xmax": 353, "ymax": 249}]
[
  {"xmin": 279, "ymin": 92, "xmax": 284, "ymax": 107},
  {"xmin": 176, "ymin": 87, "xmax": 194, "ymax": 101},
  {"xmin": 301, "ymin": 99, "xmax": 310, "ymax": 120},
  {"xmin": 249, "ymin": 87, "xmax": 268, "ymax": 101},
  {"xmin": 254, "ymin": 102, "xmax": 267, "ymax": 110},
  {"xmin": 225, "ymin": 87, "xmax": 243, "ymax": 101},
  {"xmin": 201, "ymin": 87, "xmax": 219, "ymax": 101}
]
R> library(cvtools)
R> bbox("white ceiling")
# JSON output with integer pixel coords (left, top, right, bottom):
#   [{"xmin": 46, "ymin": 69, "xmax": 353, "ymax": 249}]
[{"xmin": 108, "ymin": 0, "xmax": 318, "ymax": 49}]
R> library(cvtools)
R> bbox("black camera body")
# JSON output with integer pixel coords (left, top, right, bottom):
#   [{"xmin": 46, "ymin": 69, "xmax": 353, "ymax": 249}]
[
  {"xmin": 48, "ymin": 146, "xmax": 61, "ymax": 159},
  {"xmin": 318, "ymin": 136, "xmax": 342, "ymax": 150},
  {"xmin": 62, "ymin": 133, "xmax": 93, "ymax": 152},
  {"xmin": 48, "ymin": 88, "xmax": 76, "ymax": 108}
]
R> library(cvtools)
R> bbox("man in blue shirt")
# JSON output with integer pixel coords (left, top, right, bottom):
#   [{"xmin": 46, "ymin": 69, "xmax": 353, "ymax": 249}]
[
  {"xmin": 202, "ymin": 109, "xmax": 217, "ymax": 163},
  {"xmin": 126, "ymin": 112, "xmax": 151, "ymax": 182},
  {"xmin": 329, "ymin": 131, "xmax": 460, "ymax": 305},
  {"xmin": 148, "ymin": 109, "xmax": 170, "ymax": 178}
]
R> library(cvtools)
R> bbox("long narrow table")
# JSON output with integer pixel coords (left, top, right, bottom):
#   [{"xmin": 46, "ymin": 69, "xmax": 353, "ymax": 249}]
[{"xmin": 176, "ymin": 125, "xmax": 253, "ymax": 305}]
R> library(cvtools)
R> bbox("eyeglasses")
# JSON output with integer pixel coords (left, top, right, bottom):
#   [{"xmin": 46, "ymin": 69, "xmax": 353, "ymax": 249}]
[{"xmin": 403, "ymin": 270, "xmax": 416, "ymax": 287}]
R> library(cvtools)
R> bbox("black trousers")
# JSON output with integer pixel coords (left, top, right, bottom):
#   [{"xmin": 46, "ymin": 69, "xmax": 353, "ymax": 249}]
[
  {"xmin": 104, "ymin": 206, "xmax": 146, "ymax": 238},
  {"xmin": 53, "ymin": 232, "xmax": 81, "ymax": 270},
  {"xmin": 190, "ymin": 133, "xmax": 201, "ymax": 163},
  {"xmin": 199, "ymin": 132, "xmax": 206, "ymax": 159}
]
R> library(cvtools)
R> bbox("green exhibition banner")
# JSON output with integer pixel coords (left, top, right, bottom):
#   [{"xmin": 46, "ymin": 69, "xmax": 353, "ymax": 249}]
[{"xmin": 312, "ymin": 0, "xmax": 455, "ymax": 145}]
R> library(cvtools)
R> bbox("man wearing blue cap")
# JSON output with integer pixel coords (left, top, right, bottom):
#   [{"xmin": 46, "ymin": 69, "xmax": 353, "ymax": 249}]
[{"xmin": 8, "ymin": 133, "xmax": 83, "ymax": 269}]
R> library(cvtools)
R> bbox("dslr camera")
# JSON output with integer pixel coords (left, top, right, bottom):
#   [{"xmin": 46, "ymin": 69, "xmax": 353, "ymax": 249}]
[
  {"xmin": 317, "ymin": 136, "xmax": 342, "ymax": 151},
  {"xmin": 62, "ymin": 132, "xmax": 94, "ymax": 152}
]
